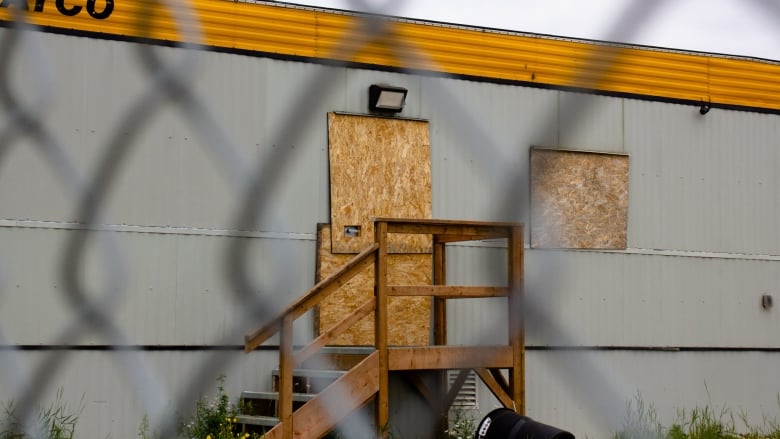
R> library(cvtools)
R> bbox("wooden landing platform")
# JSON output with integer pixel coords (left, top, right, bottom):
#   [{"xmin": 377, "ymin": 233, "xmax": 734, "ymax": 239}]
[{"xmin": 388, "ymin": 346, "xmax": 512, "ymax": 370}]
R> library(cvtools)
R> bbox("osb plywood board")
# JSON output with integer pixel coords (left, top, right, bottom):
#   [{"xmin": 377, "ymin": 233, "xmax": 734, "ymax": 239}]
[
  {"xmin": 328, "ymin": 113, "xmax": 432, "ymax": 254},
  {"xmin": 316, "ymin": 224, "xmax": 431, "ymax": 346},
  {"xmin": 530, "ymin": 148, "xmax": 628, "ymax": 249}
]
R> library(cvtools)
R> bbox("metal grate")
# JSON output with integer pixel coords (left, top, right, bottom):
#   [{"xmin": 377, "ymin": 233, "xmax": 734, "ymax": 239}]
[{"xmin": 448, "ymin": 370, "xmax": 478, "ymax": 409}]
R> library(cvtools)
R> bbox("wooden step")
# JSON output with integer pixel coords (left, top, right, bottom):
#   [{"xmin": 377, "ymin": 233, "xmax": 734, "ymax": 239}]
[
  {"xmin": 241, "ymin": 390, "xmax": 316, "ymax": 402},
  {"xmin": 262, "ymin": 351, "xmax": 380, "ymax": 439},
  {"xmin": 272, "ymin": 368, "xmax": 347, "ymax": 379},
  {"xmin": 235, "ymin": 414, "xmax": 279, "ymax": 427},
  {"xmin": 240, "ymin": 391, "xmax": 316, "ymax": 417},
  {"xmin": 298, "ymin": 346, "xmax": 374, "ymax": 370},
  {"xmin": 271, "ymin": 368, "xmax": 346, "ymax": 394}
]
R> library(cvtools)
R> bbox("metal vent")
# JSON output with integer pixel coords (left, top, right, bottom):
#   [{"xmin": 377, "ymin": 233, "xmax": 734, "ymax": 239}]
[{"xmin": 448, "ymin": 370, "xmax": 478, "ymax": 408}]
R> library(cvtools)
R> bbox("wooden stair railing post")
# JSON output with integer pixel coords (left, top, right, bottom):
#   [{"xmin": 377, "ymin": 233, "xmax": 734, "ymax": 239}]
[
  {"xmin": 432, "ymin": 235, "xmax": 448, "ymax": 431},
  {"xmin": 374, "ymin": 220, "xmax": 389, "ymax": 437},
  {"xmin": 433, "ymin": 235, "xmax": 447, "ymax": 345},
  {"xmin": 508, "ymin": 225, "xmax": 525, "ymax": 414},
  {"xmin": 279, "ymin": 314, "xmax": 294, "ymax": 439}
]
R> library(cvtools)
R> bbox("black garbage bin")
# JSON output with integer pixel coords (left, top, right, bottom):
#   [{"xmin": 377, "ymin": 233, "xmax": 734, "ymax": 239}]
[{"xmin": 474, "ymin": 408, "xmax": 575, "ymax": 439}]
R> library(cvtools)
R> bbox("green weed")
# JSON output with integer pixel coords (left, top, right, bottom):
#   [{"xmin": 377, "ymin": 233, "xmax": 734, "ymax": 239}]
[
  {"xmin": 614, "ymin": 393, "xmax": 780, "ymax": 439},
  {"xmin": 178, "ymin": 375, "xmax": 263, "ymax": 439},
  {"xmin": 0, "ymin": 388, "xmax": 83, "ymax": 439}
]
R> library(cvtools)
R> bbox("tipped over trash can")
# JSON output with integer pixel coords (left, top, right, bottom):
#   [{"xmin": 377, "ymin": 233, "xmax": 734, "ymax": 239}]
[{"xmin": 474, "ymin": 408, "xmax": 575, "ymax": 439}]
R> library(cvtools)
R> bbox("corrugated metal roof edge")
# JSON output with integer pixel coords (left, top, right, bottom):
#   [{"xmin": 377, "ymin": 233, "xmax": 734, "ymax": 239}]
[
  {"xmin": 8, "ymin": 21, "xmax": 777, "ymax": 116},
  {"xmin": 1, "ymin": 10, "xmax": 778, "ymax": 116},
  {"xmin": 267, "ymin": 0, "xmax": 780, "ymax": 66}
]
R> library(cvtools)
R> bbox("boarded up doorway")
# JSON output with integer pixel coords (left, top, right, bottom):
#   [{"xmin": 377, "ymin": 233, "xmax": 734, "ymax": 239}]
[{"xmin": 317, "ymin": 113, "xmax": 432, "ymax": 345}]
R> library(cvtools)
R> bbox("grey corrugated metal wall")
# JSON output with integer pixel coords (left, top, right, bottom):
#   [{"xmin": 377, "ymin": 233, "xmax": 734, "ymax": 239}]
[{"xmin": 1, "ymin": 26, "xmax": 779, "ymax": 438}]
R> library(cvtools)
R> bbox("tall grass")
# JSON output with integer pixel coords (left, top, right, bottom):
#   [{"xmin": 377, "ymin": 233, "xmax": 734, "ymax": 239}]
[
  {"xmin": 0, "ymin": 388, "xmax": 83, "ymax": 439},
  {"xmin": 614, "ymin": 394, "xmax": 780, "ymax": 439}
]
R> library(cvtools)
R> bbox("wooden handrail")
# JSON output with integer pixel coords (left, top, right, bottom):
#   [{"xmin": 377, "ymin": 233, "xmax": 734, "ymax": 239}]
[
  {"xmin": 387, "ymin": 285, "xmax": 509, "ymax": 297},
  {"xmin": 292, "ymin": 298, "xmax": 375, "ymax": 367},
  {"xmin": 244, "ymin": 243, "xmax": 379, "ymax": 353},
  {"xmin": 373, "ymin": 217, "xmax": 515, "ymax": 240}
]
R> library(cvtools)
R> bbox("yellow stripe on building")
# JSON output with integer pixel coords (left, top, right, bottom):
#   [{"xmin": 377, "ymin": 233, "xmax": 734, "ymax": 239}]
[{"xmin": 2, "ymin": 0, "xmax": 779, "ymax": 111}]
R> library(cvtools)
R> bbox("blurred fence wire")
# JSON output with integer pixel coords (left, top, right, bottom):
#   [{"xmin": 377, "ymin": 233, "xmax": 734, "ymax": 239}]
[{"xmin": 0, "ymin": 0, "xmax": 777, "ymax": 437}]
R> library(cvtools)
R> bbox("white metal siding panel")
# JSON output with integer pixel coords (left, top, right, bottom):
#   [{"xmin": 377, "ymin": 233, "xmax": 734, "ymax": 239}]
[
  {"xmin": 424, "ymin": 76, "xmax": 557, "ymax": 228},
  {"xmin": 0, "ymin": 31, "xmax": 335, "ymax": 234},
  {"xmin": 444, "ymin": 247, "xmax": 780, "ymax": 348},
  {"xmin": 559, "ymin": 92, "xmax": 625, "ymax": 153},
  {"xmin": 445, "ymin": 244, "xmax": 510, "ymax": 346},
  {"xmin": 529, "ymin": 250, "xmax": 780, "ymax": 347},
  {"xmin": 0, "ymin": 34, "xmax": 147, "ymax": 223},
  {"xmin": 625, "ymin": 100, "xmax": 780, "ymax": 255},
  {"xmin": 0, "ymin": 227, "xmax": 73, "ymax": 344},
  {"xmin": 247, "ymin": 59, "xmax": 343, "ymax": 231},
  {"xmin": 0, "ymin": 350, "xmax": 278, "ymax": 439},
  {"xmin": 0, "ymin": 138, "xmax": 76, "ymax": 224},
  {"xmin": 0, "ymin": 227, "xmax": 316, "ymax": 345},
  {"xmin": 521, "ymin": 351, "xmax": 780, "ymax": 438},
  {"xmin": 4, "ymin": 350, "xmax": 777, "ymax": 439}
]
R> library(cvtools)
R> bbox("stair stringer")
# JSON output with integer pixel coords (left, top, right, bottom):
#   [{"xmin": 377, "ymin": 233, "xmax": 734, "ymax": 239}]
[{"xmin": 264, "ymin": 351, "xmax": 380, "ymax": 439}]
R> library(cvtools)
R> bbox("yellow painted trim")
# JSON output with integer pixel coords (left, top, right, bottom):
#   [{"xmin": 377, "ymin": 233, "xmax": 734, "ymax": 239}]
[{"xmin": 2, "ymin": 0, "xmax": 779, "ymax": 111}]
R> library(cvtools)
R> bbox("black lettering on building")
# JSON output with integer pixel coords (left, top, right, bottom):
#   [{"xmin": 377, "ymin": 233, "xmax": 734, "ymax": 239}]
[
  {"xmin": 86, "ymin": 0, "xmax": 111, "ymax": 19},
  {"xmin": 2, "ymin": 0, "xmax": 114, "ymax": 19},
  {"xmin": 55, "ymin": 0, "xmax": 81, "ymax": 16}
]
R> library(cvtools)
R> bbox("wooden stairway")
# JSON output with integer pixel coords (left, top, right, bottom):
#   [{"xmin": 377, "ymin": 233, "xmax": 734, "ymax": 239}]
[
  {"xmin": 236, "ymin": 348, "xmax": 374, "ymax": 436},
  {"xmin": 243, "ymin": 218, "xmax": 525, "ymax": 438}
]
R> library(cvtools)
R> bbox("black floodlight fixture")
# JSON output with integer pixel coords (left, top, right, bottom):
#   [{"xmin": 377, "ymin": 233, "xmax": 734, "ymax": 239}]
[{"xmin": 369, "ymin": 84, "xmax": 407, "ymax": 113}]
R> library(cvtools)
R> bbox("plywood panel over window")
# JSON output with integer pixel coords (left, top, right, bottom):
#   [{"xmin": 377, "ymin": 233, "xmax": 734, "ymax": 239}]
[
  {"xmin": 328, "ymin": 113, "xmax": 431, "ymax": 254},
  {"xmin": 315, "ymin": 225, "xmax": 431, "ymax": 346},
  {"xmin": 530, "ymin": 148, "xmax": 629, "ymax": 249}
]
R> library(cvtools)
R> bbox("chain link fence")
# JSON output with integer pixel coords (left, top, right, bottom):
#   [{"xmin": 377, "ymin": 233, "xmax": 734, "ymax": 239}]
[{"xmin": 1, "ymin": 0, "xmax": 778, "ymax": 437}]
